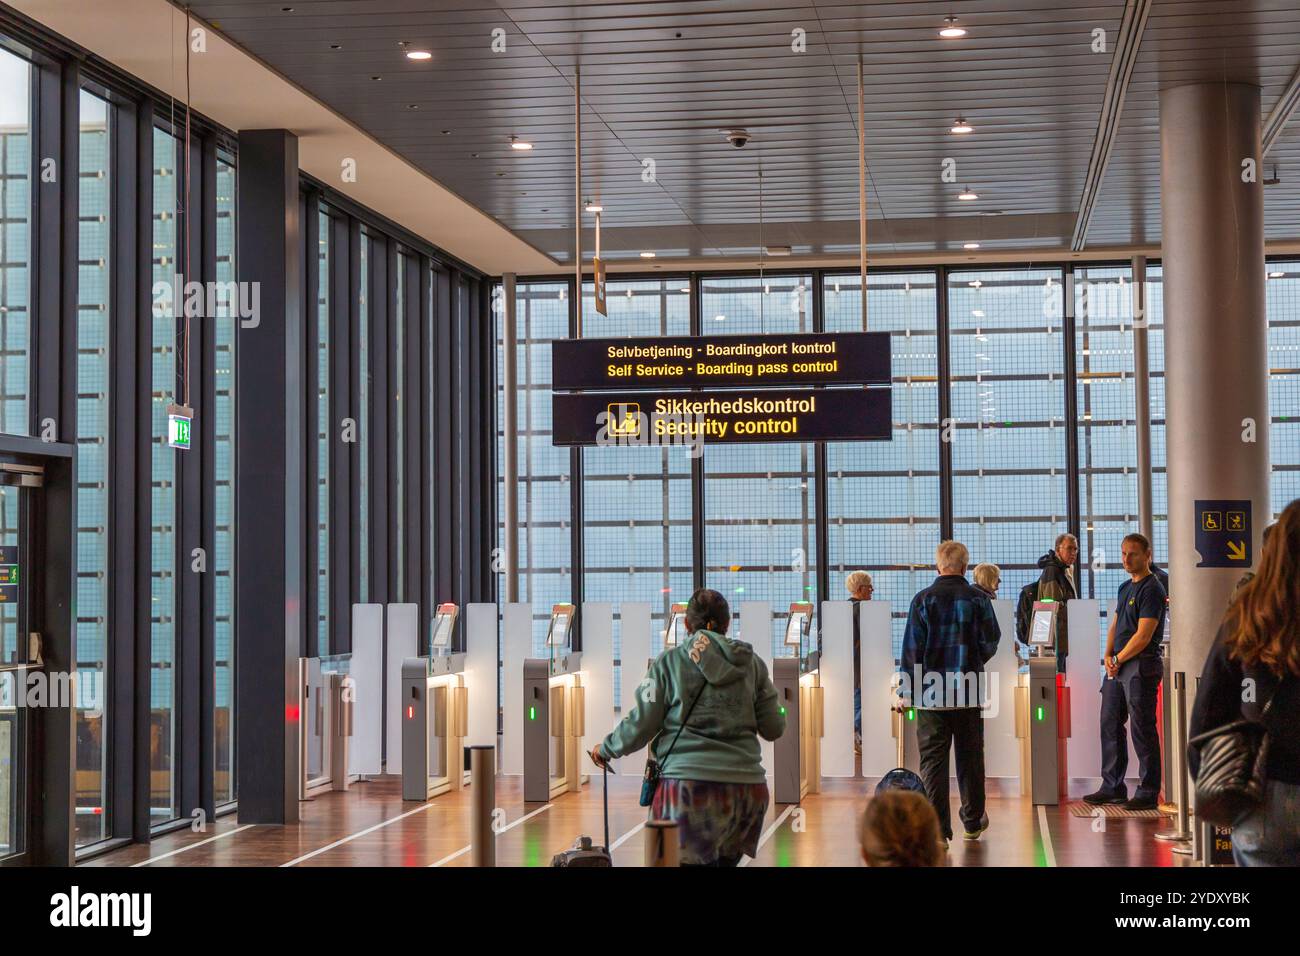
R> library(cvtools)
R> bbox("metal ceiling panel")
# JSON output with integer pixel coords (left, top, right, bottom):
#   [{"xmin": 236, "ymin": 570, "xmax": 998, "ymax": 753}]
[{"xmin": 185, "ymin": 0, "xmax": 1300, "ymax": 261}]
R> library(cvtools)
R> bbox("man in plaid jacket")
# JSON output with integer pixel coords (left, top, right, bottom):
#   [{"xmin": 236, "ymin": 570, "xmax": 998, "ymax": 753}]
[{"xmin": 898, "ymin": 540, "xmax": 1001, "ymax": 845}]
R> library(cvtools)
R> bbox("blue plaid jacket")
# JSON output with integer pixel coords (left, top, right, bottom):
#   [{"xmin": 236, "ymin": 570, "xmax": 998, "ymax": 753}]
[{"xmin": 899, "ymin": 575, "xmax": 1001, "ymax": 703}]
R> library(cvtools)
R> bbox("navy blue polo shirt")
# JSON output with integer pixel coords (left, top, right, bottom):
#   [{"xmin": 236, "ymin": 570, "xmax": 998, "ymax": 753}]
[{"xmin": 1115, "ymin": 573, "xmax": 1167, "ymax": 677}]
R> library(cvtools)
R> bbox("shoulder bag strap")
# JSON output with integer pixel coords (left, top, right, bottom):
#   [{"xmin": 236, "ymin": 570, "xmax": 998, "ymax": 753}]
[{"xmin": 657, "ymin": 678, "xmax": 707, "ymax": 764}]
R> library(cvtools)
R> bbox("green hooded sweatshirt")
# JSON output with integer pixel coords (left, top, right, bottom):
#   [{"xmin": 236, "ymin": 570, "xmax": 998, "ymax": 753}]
[{"xmin": 597, "ymin": 629, "xmax": 785, "ymax": 784}]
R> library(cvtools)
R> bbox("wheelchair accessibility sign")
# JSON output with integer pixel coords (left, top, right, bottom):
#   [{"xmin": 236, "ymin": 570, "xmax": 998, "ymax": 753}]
[{"xmin": 1195, "ymin": 499, "xmax": 1251, "ymax": 567}]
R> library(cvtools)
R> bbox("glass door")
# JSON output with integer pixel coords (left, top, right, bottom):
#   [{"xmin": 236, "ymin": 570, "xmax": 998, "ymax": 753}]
[{"xmin": 0, "ymin": 474, "xmax": 37, "ymax": 864}]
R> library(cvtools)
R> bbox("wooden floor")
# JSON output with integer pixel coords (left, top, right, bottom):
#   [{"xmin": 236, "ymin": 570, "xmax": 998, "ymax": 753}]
[{"xmin": 82, "ymin": 775, "xmax": 1191, "ymax": 868}]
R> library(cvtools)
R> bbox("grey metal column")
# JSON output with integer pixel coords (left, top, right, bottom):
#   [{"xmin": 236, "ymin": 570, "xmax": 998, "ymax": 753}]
[
  {"xmin": 1160, "ymin": 84, "xmax": 1270, "ymax": 685},
  {"xmin": 235, "ymin": 130, "xmax": 303, "ymax": 824},
  {"xmin": 502, "ymin": 273, "xmax": 519, "ymax": 603},
  {"xmin": 1131, "ymin": 255, "xmax": 1154, "ymax": 544}
]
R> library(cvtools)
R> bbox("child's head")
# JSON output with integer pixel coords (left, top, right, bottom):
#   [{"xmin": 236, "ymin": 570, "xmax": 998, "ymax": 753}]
[{"xmin": 860, "ymin": 790, "xmax": 944, "ymax": 866}]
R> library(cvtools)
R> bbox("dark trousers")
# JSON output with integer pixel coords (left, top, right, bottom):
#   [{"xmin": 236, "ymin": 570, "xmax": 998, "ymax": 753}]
[
  {"xmin": 1100, "ymin": 668, "xmax": 1162, "ymax": 799},
  {"xmin": 916, "ymin": 707, "xmax": 986, "ymax": 840}
]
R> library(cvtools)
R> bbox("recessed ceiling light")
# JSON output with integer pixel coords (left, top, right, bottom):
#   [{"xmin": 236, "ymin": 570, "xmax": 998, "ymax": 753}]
[
  {"xmin": 765, "ymin": 245, "xmax": 792, "ymax": 256},
  {"xmin": 958, "ymin": 186, "xmax": 979, "ymax": 200},
  {"xmin": 370, "ymin": 75, "xmax": 382, "ymax": 81},
  {"xmin": 964, "ymin": 242, "xmax": 981, "ymax": 249},
  {"xmin": 510, "ymin": 136, "xmax": 533, "ymax": 151},
  {"xmin": 939, "ymin": 16, "xmax": 966, "ymax": 38},
  {"xmin": 950, "ymin": 117, "xmax": 973, "ymax": 134},
  {"xmin": 1269, "ymin": 271, "xmax": 1285, "ymax": 278},
  {"xmin": 330, "ymin": 43, "xmax": 343, "ymax": 50},
  {"xmin": 640, "ymin": 251, "xmax": 656, "ymax": 258},
  {"xmin": 281, "ymin": 5, "xmax": 295, "ymax": 12},
  {"xmin": 972, "ymin": 309, "xmax": 985, "ymax": 317},
  {"xmin": 405, "ymin": 49, "xmax": 432, "ymax": 61},
  {"xmin": 714, "ymin": 314, "xmax": 726, "ymax": 321},
  {"xmin": 407, "ymin": 104, "xmax": 419, "ymax": 110},
  {"xmin": 679, "ymin": 286, "xmax": 690, "ymax": 293},
  {"xmin": 585, "ymin": 202, "xmax": 603, "ymax": 213},
  {"xmin": 440, "ymin": 129, "xmax": 452, "ymax": 135}
]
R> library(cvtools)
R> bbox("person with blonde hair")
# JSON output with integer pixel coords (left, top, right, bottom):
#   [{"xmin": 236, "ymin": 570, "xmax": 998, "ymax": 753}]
[
  {"xmin": 860, "ymin": 790, "xmax": 945, "ymax": 867},
  {"xmin": 846, "ymin": 570, "xmax": 874, "ymax": 754},
  {"xmin": 972, "ymin": 563, "xmax": 1000, "ymax": 598},
  {"xmin": 898, "ymin": 540, "xmax": 1000, "ymax": 844}
]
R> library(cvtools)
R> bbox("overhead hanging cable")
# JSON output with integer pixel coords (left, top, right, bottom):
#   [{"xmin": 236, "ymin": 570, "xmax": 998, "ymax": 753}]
[{"xmin": 167, "ymin": 6, "xmax": 195, "ymax": 414}]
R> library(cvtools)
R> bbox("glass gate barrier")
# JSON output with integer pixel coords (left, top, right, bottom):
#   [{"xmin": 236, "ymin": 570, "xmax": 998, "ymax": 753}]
[
  {"xmin": 0, "ymin": 664, "xmax": 29, "ymax": 860},
  {"xmin": 299, "ymin": 653, "xmax": 351, "ymax": 799}
]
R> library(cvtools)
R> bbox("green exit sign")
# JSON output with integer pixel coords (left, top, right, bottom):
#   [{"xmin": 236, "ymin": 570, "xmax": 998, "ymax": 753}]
[{"xmin": 167, "ymin": 403, "xmax": 194, "ymax": 450}]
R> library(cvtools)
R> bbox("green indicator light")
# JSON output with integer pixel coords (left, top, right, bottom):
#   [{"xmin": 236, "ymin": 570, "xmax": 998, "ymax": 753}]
[
  {"xmin": 907, "ymin": 708, "xmax": 915, "ymax": 721},
  {"xmin": 529, "ymin": 706, "xmax": 536, "ymax": 721},
  {"xmin": 779, "ymin": 706, "xmax": 786, "ymax": 715},
  {"xmin": 1036, "ymin": 706, "xmax": 1044, "ymax": 722}
]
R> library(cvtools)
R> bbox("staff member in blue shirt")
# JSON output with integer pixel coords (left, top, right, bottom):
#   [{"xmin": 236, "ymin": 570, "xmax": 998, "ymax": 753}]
[{"xmin": 1084, "ymin": 532, "xmax": 1166, "ymax": 810}]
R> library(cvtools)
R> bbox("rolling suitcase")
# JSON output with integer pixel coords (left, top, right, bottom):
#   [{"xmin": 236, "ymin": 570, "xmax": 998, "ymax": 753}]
[{"xmin": 550, "ymin": 763, "xmax": 614, "ymax": 867}]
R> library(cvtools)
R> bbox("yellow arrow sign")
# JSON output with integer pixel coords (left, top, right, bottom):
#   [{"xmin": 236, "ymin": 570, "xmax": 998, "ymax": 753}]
[{"xmin": 1227, "ymin": 540, "xmax": 1247, "ymax": 561}]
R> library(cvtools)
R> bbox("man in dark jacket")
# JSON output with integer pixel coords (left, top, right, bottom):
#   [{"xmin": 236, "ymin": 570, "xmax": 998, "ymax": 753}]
[
  {"xmin": 898, "ymin": 540, "xmax": 1001, "ymax": 844},
  {"xmin": 1035, "ymin": 533, "xmax": 1078, "ymax": 672}
]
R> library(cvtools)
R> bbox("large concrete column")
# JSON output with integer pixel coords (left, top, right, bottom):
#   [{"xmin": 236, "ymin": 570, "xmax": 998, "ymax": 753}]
[{"xmin": 1161, "ymin": 83, "xmax": 1270, "ymax": 684}]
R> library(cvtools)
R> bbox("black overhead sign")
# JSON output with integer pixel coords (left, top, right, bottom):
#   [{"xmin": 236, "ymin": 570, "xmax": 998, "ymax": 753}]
[
  {"xmin": 0, "ymin": 545, "xmax": 17, "ymax": 605},
  {"xmin": 551, "ymin": 388, "xmax": 892, "ymax": 447},
  {"xmin": 551, "ymin": 331, "xmax": 892, "ymax": 392}
]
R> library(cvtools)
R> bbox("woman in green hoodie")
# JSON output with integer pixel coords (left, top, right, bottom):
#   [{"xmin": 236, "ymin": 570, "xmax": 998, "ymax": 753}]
[{"xmin": 590, "ymin": 588, "xmax": 786, "ymax": 866}]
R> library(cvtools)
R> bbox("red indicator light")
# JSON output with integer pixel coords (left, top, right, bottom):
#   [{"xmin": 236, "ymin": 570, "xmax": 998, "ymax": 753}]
[
  {"xmin": 407, "ymin": 705, "xmax": 414, "ymax": 719},
  {"xmin": 285, "ymin": 704, "xmax": 300, "ymax": 722}
]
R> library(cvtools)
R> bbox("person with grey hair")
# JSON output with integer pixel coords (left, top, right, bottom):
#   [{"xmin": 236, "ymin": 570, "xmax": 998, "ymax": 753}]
[
  {"xmin": 846, "ymin": 571, "xmax": 874, "ymax": 755},
  {"xmin": 1033, "ymin": 532, "xmax": 1078, "ymax": 672},
  {"xmin": 898, "ymin": 541, "xmax": 1001, "ymax": 844}
]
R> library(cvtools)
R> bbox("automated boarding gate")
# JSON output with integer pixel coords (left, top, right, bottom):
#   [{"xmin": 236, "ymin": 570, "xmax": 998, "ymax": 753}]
[
  {"xmin": 773, "ymin": 603, "xmax": 824, "ymax": 804},
  {"xmin": 1015, "ymin": 601, "xmax": 1070, "ymax": 804},
  {"xmin": 298, "ymin": 658, "xmax": 354, "ymax": 798},
  {"xmin": 402, "ymin": 604, "xmax": 471, "ymax": 801},
  {"xmin": 890, "ymin": 702, "xmax": 920, "ymax": 772},
  {"xmin": 523, "ymin": 604, "xmax": 588, "ymax": 802},
  {"xmin": 653, "ymin": 603, "xmax": 687, "ymax": 668}
]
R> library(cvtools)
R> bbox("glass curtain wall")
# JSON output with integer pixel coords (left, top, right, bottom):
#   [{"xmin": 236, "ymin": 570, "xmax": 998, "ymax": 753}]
[
  {"xmin": 213, "ymin": 154, "xmax": 236, "ymax": 805},
  {"xmin": 358, "ymin": 233, "xmax": 370, "ymax": 603},
  {"xmin": 315, "ymin": 211, "xmax": 330, "ymax": 652},
  {"xmin": 948, "ymin": 268, "xmax": 1069, "ymax": 600},
  {"xmin": 1267, "ymin": 263, "xmax": 1300, "ymax": 512},
  {"xmin": 149, "ymin": 126, "xmax": 179, "ymax": 825},
  {"xmin": 824, "ymin": 272, "xmax": 940, "ymax": 655},
  {"xmin": 700, "ymin": 274, "xmax": 817, "ymax": 657},
  {"xmin": 394, "ymin": 253, "xmax": 405, "ymax": 600},
  {"xmin": 580, "ymin": 278, "xmax": 692, "ymax": 704},
  {"xmin": 496, "ymin": 280, "xmax": 573, "ymax": 650},
  {"xmin": 74, "ymin": 89, "xmax": 111, "ymax": 845},
  {"xmin": 0, "ymin": 47, "xmax": 31, "ymax": 684},
  {"xmin": 1074, "ymin": 264, "xmax": 1169, "ymax": 602},
  {"xmin": 0, "ymin": 46, "xmax": 30, "ymax": 438}
]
